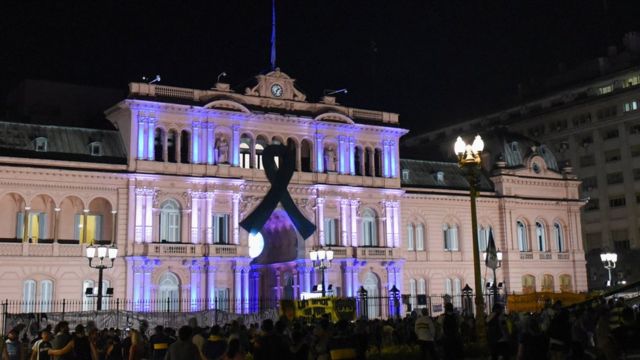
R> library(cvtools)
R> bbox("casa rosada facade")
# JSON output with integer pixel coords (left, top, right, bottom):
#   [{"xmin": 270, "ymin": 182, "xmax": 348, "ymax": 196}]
[{"xmin": 0, "ymin": 70, "xmax": 587, "ymax": 317}]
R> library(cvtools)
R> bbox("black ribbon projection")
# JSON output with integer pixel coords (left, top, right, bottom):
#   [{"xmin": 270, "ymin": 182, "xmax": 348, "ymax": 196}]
[{"xmin": 240, "ymin": 143, "xmax": 316, "ymax": 240}]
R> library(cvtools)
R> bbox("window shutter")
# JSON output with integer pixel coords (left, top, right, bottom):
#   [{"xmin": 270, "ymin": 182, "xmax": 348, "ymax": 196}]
[
  {"xmin": 38, "ymin": 213, "xmax": 47, "ymax": 240},
  {"xmin": 407, "ymin": 225, "xmax": 414, "ymax": 250},
  {"xmin": 74, "ymin": 214, "xmax": 82, "ymax": 241},
  {"xmin": 94, "ymin": 215, "xmax": 103, "ymax": 241},
  {"xmin": 416, "ymin": 224, "xmax": 424, "ymax": 251}
]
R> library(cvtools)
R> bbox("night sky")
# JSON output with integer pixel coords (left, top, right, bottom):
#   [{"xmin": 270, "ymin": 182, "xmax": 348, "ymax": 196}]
[{"xmin": 1, "ymin": 0, "xmax": 639, "ymax": 133}]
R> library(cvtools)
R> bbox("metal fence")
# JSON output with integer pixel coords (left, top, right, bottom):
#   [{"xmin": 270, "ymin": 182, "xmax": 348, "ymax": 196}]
[{"xmin": 1, "ymin": 293, "xmax": 505, "ymax": 335}]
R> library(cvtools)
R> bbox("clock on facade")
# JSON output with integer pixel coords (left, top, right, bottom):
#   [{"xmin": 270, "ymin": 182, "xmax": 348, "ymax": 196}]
[{"xmin": 270, "ymin": 83, "xmax": 283, "ymax": 97}]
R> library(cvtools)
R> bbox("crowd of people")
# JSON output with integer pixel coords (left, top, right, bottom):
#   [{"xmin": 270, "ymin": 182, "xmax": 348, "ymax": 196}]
[{"xmin": 0, "ymin": 296, "xmax": 638, "ymax": 360}]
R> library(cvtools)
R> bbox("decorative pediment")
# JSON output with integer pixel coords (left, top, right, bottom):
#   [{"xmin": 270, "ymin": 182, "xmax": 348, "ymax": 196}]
[
  {"xmin": 314, "ymin": 112, "xmax": 354, "ymax": 125},
  {"xmin": 245, "ymin": 68, "xmax": 307, "ymax": 101},
  {"xmin": 203, "ymin": 99, "xmax": 251, "ymax": 114}
]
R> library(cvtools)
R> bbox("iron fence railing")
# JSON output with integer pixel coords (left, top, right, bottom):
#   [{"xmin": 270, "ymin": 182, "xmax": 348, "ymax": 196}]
[{"xmin": 1, "ymin": 292, "xmax": 509, "ymax": 335}]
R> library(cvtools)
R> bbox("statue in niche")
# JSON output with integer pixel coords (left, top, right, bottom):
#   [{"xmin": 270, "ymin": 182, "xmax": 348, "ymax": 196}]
[
  {"xmin": 216, "ymin": 136, "xmax": 229, "ymax": 164},
  {"xmin": 324, "ymin": 146, "xmax": 337, "ymax": 172}
]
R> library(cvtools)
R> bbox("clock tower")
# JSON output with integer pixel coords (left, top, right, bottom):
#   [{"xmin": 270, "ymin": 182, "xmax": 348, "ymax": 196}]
[{"xmin": 245, "ymin": 68, "xmax": 307, "ymax": 101}]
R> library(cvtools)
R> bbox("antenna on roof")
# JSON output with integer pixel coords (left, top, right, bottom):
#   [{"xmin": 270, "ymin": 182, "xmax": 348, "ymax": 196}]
[
  {"xmin": 270, "ymin": 0, "xmax": 277, "ymax": 70},
  {"xmin": 142, "ymin": 75, "xmax": 161, "ymax": 84},
  {"xmin": 217, "ymin": 72, "xmax": 227, "ymax": 83},
  {"xmin": 324, "ymin": 89, "xmax": 348, "ymax": 95}
]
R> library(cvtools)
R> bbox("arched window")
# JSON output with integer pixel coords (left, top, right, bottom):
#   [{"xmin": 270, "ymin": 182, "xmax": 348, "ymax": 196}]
[
  {"xmin": 40, "ymin": 280, "xmax": 53, "ymax": 312},
  {"xmin": 559, "ymin": 274, "xmax": 572, "ymax": 292},
  {"xmin": 154, "ymin": 128, "xmax": 164, "ymax": 161},
  {"xmin": 542, "ymin": 274, "xmax": 554, "ymax": 292},
  {"xmin": 443, "ymin": 224, "xmax": 459, "ymax": 251},
  {"xmin": 255, "ymin": 136, "xmax": 268, "ymax": 170},
  {"xmin": 354, "ymin": 146, "xmax": 363, "ymax": 175},
  {"xmin": 365, "ymin": 148, "xmax": 373, "ymax": 176},
  {"xmin": 478, "ymin": 226, "xmax": 491, "ymax": 253},
  {"xmin": 23, "ymin": 280, "xmax": 36, "ymax": 313},
  {"xmin": 536, "ymin": 222, "xmax": 547, "ymax": 252},
  {"xmin": 522, "ymin": 275, "xmax": 536, "ymax": 294},
  {"xmin": 517, "ymin": 221, "xmax": 529, "ymax": 252},
  {"xmin": 417, "ymin": 279, "xmax": 427, "ymax": 308},
  {"xmin": 324, "ymin": 218, "xmax": 338, "ymax": 246},
  {"xmin": 554, "ymin": 223, "xmax": 565, "ymax": 252},
  {"xmin": 180, "ymin": 130, "xmax": 190, "ymax": 164},
  {"xmin": 286, "ymin": 138, "xmax": 298, "ymax": 171},
  {"xmin": 409, "ymin": 279, "xmax": 417, "ymax": 310},
  {"xmin": 240, "ymin": 139, "xmax": 251, "ymax": 169},
  {"xmin": 301, "ymin": 139, "xmax": 312, "ymax": 172},
  {"xmin": 159, "ymin": 200, "xmax": 181, "ymax": 243},
  {"xmin": 167, "ymin": 130, "xmax": 177, "ymax": 163},
  {"xmin": 407, "ymin": 224, "xmax": 415, "ymax": 251},
  {"xmin": 374, "ymin": 148, "xmax": 383, "ymax": 177},
  {"xmin": 416, "ymin": 224, "xmax": 425, "ymax": 251},
  {"xmin": 158, "ymin": 272, "xmax": 180, "ymax": 312},
  {"xmin": 361, "ymin": 209, "xmax": 377, "ymax": 246}
]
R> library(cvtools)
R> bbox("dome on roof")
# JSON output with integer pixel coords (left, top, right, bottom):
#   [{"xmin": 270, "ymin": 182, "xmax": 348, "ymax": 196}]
[{"xmin": 478, "ymin": 127, "xmax": 560, "ymax": 172}]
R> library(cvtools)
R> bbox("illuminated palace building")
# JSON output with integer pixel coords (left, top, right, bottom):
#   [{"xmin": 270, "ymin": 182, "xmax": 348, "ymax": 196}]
[{"xmin": 0, "ymin": 70, "xmax": 587, "ymax": 316}]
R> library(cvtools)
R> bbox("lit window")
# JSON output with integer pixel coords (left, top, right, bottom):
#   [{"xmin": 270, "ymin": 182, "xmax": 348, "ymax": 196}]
[
  {"xmin": 536, "ymin": 222, "xmax": 547, "ymax": 252},
  {"xmin": 443, "ymin": 224, "xmax": 459, "ymax": 251},
  {"xmin": 213, "ymin": 214, "xmax": 230, "ymax": 244},
  {"xmin": 23, "ymin": 280, "xmax": 36, "ymax": 313},
  {"xmin": 416, "ymin": 224, "xmax": 425, "ymax": 251},
  {"xmin": 407, "ymin": 224, "xmax": 414, "ymax": 251},
  {"xmin": 623, "ymin": 75, "xmax": 640, "ymax": 88},
  {"xmin": 34, "ymin": 137, "xmax": 48, "ymax": 152},
  {"xmin": 401, "ymin": 169, "xmax": 410, "ymax": 181},
  {"xmin": 160, "ymin": 200, "xmax": 181, "ymax": 243},
  {"xmin": 361, "ymin": 209, "xmax": 377, "ymax": 246},
  {"xmin": 517, "ymin": 221, "xmax": 529, "ymax": 252},
  {"xmin": 597, "ymin": 85, "xmax": 613, "ymax": 95},
  {"xmin": 89, "ymin": 142, "xmax": 103, "ymax": 156},
  {"xmin": 324, "ymin": 218, "xmax": 337, "ymax": 246},
  {"xmin": 554, "ymin": 223, "xmax": 565, "ymax": 252},
  {"xmin": 623, "ymin": 101, "xmax": 638, "ymax": 112}
]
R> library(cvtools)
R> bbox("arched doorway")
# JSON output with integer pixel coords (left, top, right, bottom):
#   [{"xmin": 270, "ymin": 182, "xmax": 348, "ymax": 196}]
[
  {"xmin": 158, "ymin": 272, "xmax": 180, "ymax": 311},
  {"xmin": 363, "ymin": 272, "xmax": 380, "ymax": 318}
]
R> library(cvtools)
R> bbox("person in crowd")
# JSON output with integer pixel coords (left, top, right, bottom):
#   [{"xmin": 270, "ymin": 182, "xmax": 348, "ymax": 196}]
[
  {"xmin": 438, "ymin": 303, "xmax": 462, "ymax": 360},
  {"xmin": 252, "ymin": 319, "xmax": 291, "ymax": 360},
  {"xmin": 165, "ymin": 326, "xmax": 200, "ymax": 360},
  {"xmin": 149, "ymin": 325, "xmax": 171, "ymax": 360},
  {"xmin": 202, "ymin": 326, "xmax": 226, "ymax": 360},
  {"xmin": 516, "ymin": 314, "xmax": 547, "ymax": 360},
  {"xmin": 30, "ymin": 329, "xmax": 52, "ymax": 360},
  {"xmin": 414, "ymin": 308, "xmax": 437, "ymax": 360},
  {"xmin": 127, "ymin": 329, "xmax": 146, "ymax": 360},
  {"xmin": 223, "ymin": 338, "xmax": 244, "ymax": 360},
  {"xmin": 47, "ymin": 324, "xmax": 94, "ymax": 360},
  {"xmin": 5, "ymin": 329, "xmax": 22, "ymax": 360},
  {"xmin": 548, "ymin": 304, "xmax": 571, "ymax": 360},
  {"xmin": 487, "ymin": 303, "xmax": 511, "ymax": 360},
  {"xmin": 327, "ymin": 320, "xmax": 356, "ymax": 360},
  {"xmin": 50, "ymin": 322, "xmax": 72, "ymax": 360}
]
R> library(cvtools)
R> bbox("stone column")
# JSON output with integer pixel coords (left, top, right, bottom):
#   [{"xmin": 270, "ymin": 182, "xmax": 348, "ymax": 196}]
[
  {"xmin": 340, "ymin": 199, "xmax": 349, "ymax": 246},
  {"xmin": 206, "ymin": 193, "xmax": 214, "ymax": 244},
  {"xmin": 137, "ymin": 116, "xmax": 146, "ymax": 159},
  {"xmin": 53, "ymin": 208, "xmax": 60, "ymax": 243},
  {"xmin": 191, "ymin": 194, "xmax": 200, "ymax": 244},
  {"xmin": 207, "ymin": 123, "xmax": 215, "ymax": 165},
  {"xmin": 343, "ymin": 265, "xmax": 353, "ymax": 297},
  {"xmin": 111, "ymin": 210, "xmax": 117, "ymax": 244},
  {"xmin": 315, "ymin": 133, "xmax": 325, "ymax": 173},
  {"xmin": 350, "ymin": 200, "xmax": 359, "ymax": 246},
  {"xmin": 192, "ymin": 121, "xmax": 200, "ymax": 164},
  {"xmin": 338, "ymin": 136, "xmax": 346, "ymax": 174},
  {"xmin": 133, "ymin": 266, "xmax": 143, "ymax": 311},
  {"xmin": 234, "ymin": 265, "xmax": 242, "ymax": 313},
  {"xmin": 242, "ymin": 267, "xmax": 250, "ymax": 313},
  {"xmin": 82, "ymin": 208, "xmax": 89, "ymax": 244},
  {"xmin": 143, "ymin": 265, "xmax": 153, "ymax": 312},
  {"xmin": 251, "ymin": 271, "xmax": 260, "ymax": 312},
  {"xmin": 349, "ymin": 137, "xmax": 356, "ymax": 175},
  {"xmin": 206, "ymin": 261, "xmax": 217, "ymax": 310},
  {"xmin": 385, "ymin": 202, "xmax": 393, "ymax": 248},
  {"xmin": 317, "ymin": 197, "xmax": 325, "ymax": 246},
  {"xmin": 393, "ymin": 202, "xmax": 400, "ymax": 247},
  {"xmin": 144, "ymin": 190, "xmax": 154, "ymax": 243},
  {"xmin": 232, "ymin": 193, "xmax": 240, "ymax": 245},
  {"xmin": 147, "ymin": 118, "xmax": 156, "ymax": 161},
  {"xmin": 231, "ymin": 125, "xmax": 240, "ymax": 167}
]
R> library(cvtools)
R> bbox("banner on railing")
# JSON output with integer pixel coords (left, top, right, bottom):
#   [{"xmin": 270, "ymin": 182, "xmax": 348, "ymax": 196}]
[
  {"xmin": 280, "ymin": 297, "xmax": 356, "ymax": 322},
  {"xmin": 5, "ymin": 308, "xmax": 278, "ymax": 338},
  {"xmin": 506, "ymin": 292, "xmax": 591, "ymax": 313}
]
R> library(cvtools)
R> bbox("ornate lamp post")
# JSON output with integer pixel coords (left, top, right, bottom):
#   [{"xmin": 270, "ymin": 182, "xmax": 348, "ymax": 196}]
[
  {"xmin": 85, "ymin": 244, "xmax": 118, "ymax": 310},
  {"xmin": 600, "ymin": 252, "xmax": 617, "ymax": 287},
  {"xmin": 389, "ymin": 285, "xmax": 400, "ymax": 318},
  {"xmin": 309, "ymin": 247, "xmax": 334, "ymax": 297},
  {"xmin": 454, "ymin": 135, "xmax": 487, "ymax": 344}
]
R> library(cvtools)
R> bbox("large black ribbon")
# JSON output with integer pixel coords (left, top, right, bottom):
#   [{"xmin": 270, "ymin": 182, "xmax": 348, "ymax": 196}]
[{"xmin": 240, "ymin": 143, "xmax": 316, "ymax": 239}]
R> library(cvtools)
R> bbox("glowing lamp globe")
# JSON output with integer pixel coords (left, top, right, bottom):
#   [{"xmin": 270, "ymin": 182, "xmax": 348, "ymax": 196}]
[{"xmin": 248, "ymin": 232, "xmax": 265, "ymax": 259}]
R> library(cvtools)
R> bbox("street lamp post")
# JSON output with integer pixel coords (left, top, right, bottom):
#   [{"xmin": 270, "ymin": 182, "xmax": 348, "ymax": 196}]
[
  {"xmin": 309, "ymin": 247, "xmax": 334, "ymax": 297},
  {"xmin": 85, "ymin": 244, "xmax": 118, "ymax": 311},
  {"xmin": 454, "ymin": 135, "xmax": 487, "ymax": 345},
  {"xmin": 600, "ymin": 252, "xmax": 617, "ymax": 287}
]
